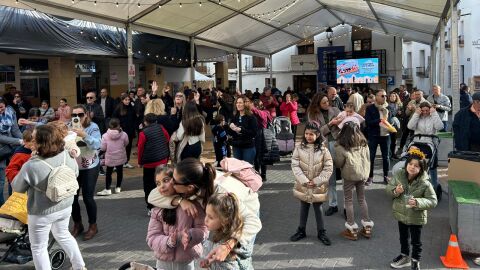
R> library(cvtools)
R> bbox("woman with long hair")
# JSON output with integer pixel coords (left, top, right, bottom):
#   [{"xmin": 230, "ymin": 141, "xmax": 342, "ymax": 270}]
[
  {"xmin": 171, "ymin": 101, "xmax": 205, "ymax": 162},
  {"xmin": 147, "ymin": 158, "xmax": 262, "ymax": 265},
  {"xmin": 70, "ymin": 104, "xmax": 102, "ymax": 241},
  {"xmin": 12, "ymin": 125, "xmax": 86, "ymax": 270},
  {"xmin": 388, "ymin": 92, "xmax": 403, "ymax": 159},
  {"xmin": 227, "ymin": 95, "xmax": 258, "ymax": 164},
  {"xmin": 113, "ymin": 93, "xmax": 137, "ymax": 169},
  {"xmin": 306, "ymin": 93, "xmax": 342, "ymax": 216}
]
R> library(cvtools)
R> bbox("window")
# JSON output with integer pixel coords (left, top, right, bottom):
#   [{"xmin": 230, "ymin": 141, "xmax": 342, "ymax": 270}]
[
  {"xmin": 353, "ymin": 40, "xmax": 362, "ymax": 51},
  {"xmin": 448, "ymin": 65, "xmax": 451, "ymax": 88},
  {"xmin": 252, "ymin": 56, "xmax": 266, "ymax": 68},
  {"xmin": 419, "ymin": 50, "xmax": 425, "ymax": 67},
  {"xmin": 227, "ymin": 57, "xmax": 237, "ymax": 69},
  {"xmin": 265, "ymin": 78, "xmax": 276, "ymax": 88},
  {"xmin": 0, "ymin": 65, "xmax": 15, "ymax": 83},
  {"xmin": 297, "ymin": 44, "xmax": 314, "ymax": 55}
]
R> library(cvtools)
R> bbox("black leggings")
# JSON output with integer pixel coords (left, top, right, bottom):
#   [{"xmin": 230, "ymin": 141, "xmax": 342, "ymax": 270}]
[
  {"xmin": 298, "ymin": 201, "xmax": 325, "ymax": 231},
  {"xmin": 125, "ymin": 133, "xmax": 135, "ymax": 163},
  {"xmin": 143, "ymin": 167, "xmax": 156, "ymax": 210},
  {"xmin": 398, "ymin": 221, "xmax": 423, "ymax": 261},
  {"xmin": 72, "ymin": 166, "xmax": 99, "ymax": 224},
  {"xmin": 105, "ymin": 165, "xmax": 124, "ymax": 189}
]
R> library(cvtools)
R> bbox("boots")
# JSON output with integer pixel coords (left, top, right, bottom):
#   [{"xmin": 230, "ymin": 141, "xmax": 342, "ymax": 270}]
[
  {"xmin": 317, "ymin": 229, "xmax": 331, "ymax": 246},
  {"xmin": 360, "ymin": 220, "xmax": 374, "ymax": 239},
  {"xmin": 83, "ymin": 223, "xmax": 98, "ymax": 241},
  {"xmin": 341, "ymin": 222, "xmax": 358, "ymax": 241},
  {"xmin": 290, "ymin": 227, "xmax": 306, "ymax": 242},
  {"xmin": 71, "ymin": 222, "xmax": 84, "ymax": 237}
]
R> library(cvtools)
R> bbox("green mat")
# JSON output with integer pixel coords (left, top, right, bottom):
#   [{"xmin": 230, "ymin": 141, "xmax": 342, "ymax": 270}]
[
  {"xmin": 437, "ymin": 132, "xmax": 453, "ymax": 139},
  {"xmin": 449, "ymin": 181, "xmax": 480, "ymax": 204}
]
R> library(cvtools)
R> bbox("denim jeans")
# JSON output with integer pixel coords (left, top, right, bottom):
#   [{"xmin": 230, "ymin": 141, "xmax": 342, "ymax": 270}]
[
  {"xmin": 327, "ymin": 141, "xmax": 337, "ymax": 207},
  {"xmin": 0, "ymin": 168, "xmax": 5, "ymax": 206},
  {"xmin": 368, "ymin": 135, "xmax": 390, "ymax": 178},
  {"xmin": 233, "ymin": 147, "xmax": 256, "ymax": 165},
  {"xmin": 429, "ymin": 169, "xmax": 438, "ymax": 188},
  {"xmin": 29, "ymin": 207, "xmax": 85, "ymax": 270},
  {"xmin": 441, "ymin": 121, "xmax": 448, "ymax": 132}
]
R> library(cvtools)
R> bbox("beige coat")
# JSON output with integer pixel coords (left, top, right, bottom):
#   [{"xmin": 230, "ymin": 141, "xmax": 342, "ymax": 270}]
[
  {"xmin": 291, "ymin": 143, "xmax": 333, "ymax": 203},
  {"xmin": 334, "ymin": 144, "xmax": 370, "ymax": 182}
]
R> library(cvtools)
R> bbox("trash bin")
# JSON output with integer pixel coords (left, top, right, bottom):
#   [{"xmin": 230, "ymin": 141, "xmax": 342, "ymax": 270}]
[{"xmin": 448, "ymin": 181, "xmax": 480, "ymax": 254}]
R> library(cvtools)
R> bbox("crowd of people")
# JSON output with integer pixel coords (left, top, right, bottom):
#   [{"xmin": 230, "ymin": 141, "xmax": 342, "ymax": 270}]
[{"xmin": 0, "ymin": 80, "xmax": 479, "ymax": 269}]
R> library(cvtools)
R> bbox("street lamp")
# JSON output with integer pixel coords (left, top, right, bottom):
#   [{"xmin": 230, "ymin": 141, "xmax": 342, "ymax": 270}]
[{"xmin": 326, "ymin": 27, "xmax": 333, "ymax": 46}]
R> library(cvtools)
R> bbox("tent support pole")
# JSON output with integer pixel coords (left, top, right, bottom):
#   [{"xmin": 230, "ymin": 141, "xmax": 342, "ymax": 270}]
[
  {"xmin": 190, "ymin": 36, "xmax": 195, "ymax": 89},
  {"xmin": 269, "ymin": 54, "xmax": 273, "ymax": 87},
  {"xmin": 238, "ymin": 51, "xmax": 243, "ymax": 93},
  {"xmin": 438, "ymin": 21, "xmax": 445, "ymax": 95},
  {"xmin": 450, "ymin": 0, "xmax": 460, "ymax": 115},
  {"xmin": 127, "ymin": 23, "xmax": 134, "ymax": 91}
]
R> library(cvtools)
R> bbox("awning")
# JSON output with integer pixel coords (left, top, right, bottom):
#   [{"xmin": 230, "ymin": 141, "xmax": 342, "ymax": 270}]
[{"xmin": 0, "ymin": 0, "xmax": 454, "ymax": 56}]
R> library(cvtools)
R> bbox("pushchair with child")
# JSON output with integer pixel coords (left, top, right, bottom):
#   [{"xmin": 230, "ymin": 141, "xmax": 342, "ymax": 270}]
[{"xmin": 0, "ymin": 193, "xmax": 67, "ymax": 269}]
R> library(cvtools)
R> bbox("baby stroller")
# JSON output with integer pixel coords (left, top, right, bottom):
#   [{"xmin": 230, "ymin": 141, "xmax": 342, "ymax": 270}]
[
  {"xmin": 0, "ymin": 203, "xmax": 66, "ymax": 269},
  {"xmin": 118, "ymin": 261, "xmax": 155, "ymax": 270},
  {"xmin": 273, "ymin": 116, "xmax": 295, "ymax": 156}
]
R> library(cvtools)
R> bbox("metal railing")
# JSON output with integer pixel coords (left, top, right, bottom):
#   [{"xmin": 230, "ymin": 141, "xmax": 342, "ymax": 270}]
[{"xmin": 402, "ymin": 68, "xmax": 413, "ymax": 80}]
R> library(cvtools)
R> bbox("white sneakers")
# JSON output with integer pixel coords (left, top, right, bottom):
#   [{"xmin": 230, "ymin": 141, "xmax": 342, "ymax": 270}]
[
  {"xmin": 97, "ymin": 189, "xmax": 111, "ymax": 196},
  {"xmin": 123, "ymin": 163, "xmax": 135, "ymax": 169},
  {"xmin": 97, "ymin": 188, "xmax": 121, "ymax": 196}
]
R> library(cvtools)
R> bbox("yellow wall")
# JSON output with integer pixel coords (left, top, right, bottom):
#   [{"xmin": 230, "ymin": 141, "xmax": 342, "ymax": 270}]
[
  {"xmin": 215, "ymin": 61, "xmax": 228, "ymax": 89},
  {"xmin": 48, "ymin": 57, "xmax": 76, "ymax": 108}
]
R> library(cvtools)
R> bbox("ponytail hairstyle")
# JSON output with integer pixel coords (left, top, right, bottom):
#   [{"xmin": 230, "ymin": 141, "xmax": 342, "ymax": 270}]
[
  {"xmin": 108, "ymin": 118, "xmax": 122, "ymax": 132},
  {"xmin": 154, "ymin": 164, "xmax": 176, "ymax": 225},
  {"xmin": 336, "ymin": 121, "xmax": 367, "ymax": 151},
  {"xmin": 301, "ymin": 121, "xmax": 325, "ymax": 152},
  {"xmin": 174, "ymin": 158, "xmax": 216, "ymax": 206},
  {"xmin": 207, "ymin": 192, "xmax": 244, "ymax": 243}
]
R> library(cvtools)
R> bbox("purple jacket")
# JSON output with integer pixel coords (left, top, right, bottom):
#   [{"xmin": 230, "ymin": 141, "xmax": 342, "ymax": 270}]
[
  {"xmin": 101, "ymin": 129, "xmax": 129, "ymax": 167},
  {"xmin": 147, "ymin": 203, "xmax": 207, "ymax": 263}
]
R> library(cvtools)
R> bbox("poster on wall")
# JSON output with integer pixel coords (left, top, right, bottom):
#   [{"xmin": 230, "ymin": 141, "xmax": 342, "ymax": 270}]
[{"xmin": 336, "ymin": 58, "xmax": 379, "ymax": 84}]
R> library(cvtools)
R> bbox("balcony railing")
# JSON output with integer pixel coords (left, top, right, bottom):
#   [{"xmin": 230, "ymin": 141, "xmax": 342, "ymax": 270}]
[
  {"xmin": 459, "ymin": 35, "xmax": 464, "ymax": 47},
  {"xmin": 416, "ymin": 66, "xmax": 426, "ymax": 77},
  {"xmin": 402, "ymin": 68, "xmax": 413, "ymax": 80}
]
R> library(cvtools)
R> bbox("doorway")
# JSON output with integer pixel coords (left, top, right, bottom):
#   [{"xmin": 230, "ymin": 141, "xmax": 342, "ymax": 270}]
[{"xmin": 293, "ymin": 75, "xmax": 317, "ymax": 93}]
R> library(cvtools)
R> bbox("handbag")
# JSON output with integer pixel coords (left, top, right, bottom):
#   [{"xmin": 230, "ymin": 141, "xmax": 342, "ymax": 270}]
[
  {"xmin": 293, "ymin": 182, "xmax": 328, "ymax": 203},
  {"xmin": 0, "ymin": 144, "xmax": 15, "ymax": 161}
]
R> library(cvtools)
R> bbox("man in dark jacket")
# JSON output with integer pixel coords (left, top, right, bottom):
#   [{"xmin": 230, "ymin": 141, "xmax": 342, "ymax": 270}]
[
  {"xmin": 85, "ymin": 91, "xmax": 106, "ymax": 134},
  {"xmin": 327, "ymin": 87, "xmax": 344, "ymax": 111},
  {"xmin": 365, "ymin": 89, "xmax": 393, "ymax": 185},
  {"xmin": 12, "ymin": 92, "xmax": 31, "ymax": 120},
  {"xmin": 453, "ymin": 92, "xmax": 480, "ymax": 152},
  {"xmin": 97, "ymin": 88, "xmax": 116, "ymax": 121}
]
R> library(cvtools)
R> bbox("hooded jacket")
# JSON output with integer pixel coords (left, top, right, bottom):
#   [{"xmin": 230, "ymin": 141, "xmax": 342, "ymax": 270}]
[
  {"xmin": 334, "ymin": 144, "xmax": 370, "ymax": 182},
  {"xmin": 101, "ymin": 129, "xmax": 129, "ymax": 167},
  {"xmin": 386, "ymin": 168, "xmax": 437, "ymax": 225}
]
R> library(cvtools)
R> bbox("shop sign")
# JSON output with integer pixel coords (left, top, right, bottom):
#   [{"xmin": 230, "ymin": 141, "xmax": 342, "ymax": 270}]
[{"xmin": 75, "ymin": 62, "xmax": 96, "ymax": 73}]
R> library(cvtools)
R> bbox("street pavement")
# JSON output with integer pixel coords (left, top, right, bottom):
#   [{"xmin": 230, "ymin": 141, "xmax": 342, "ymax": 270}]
[{"xmin": 1, "ymin": 140, "xmax": 478, "ymax": 269}]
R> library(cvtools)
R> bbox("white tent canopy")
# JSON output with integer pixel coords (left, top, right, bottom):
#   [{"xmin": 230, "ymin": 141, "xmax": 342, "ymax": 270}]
[
  {"xmin": 163, "ymin": 67, "xmax": 213, "ymax": 82},
  {"xmin": 1, "ymin": 0, "xmax": 454, "ymax": 55}
]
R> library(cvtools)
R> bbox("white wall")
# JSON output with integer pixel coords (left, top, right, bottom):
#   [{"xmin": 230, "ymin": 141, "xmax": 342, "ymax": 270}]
[
  {"xmin": 372, "ymin": 32, "xmax": 403, "ymax": 92},
  {"xmin": 402, "ymin": 41, "xmax": 432, "ymax": 93}
]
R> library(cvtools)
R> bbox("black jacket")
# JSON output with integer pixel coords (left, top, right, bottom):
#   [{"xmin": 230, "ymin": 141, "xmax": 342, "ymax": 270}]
[
  {"xmin": 96, "ymin": 96, "xmax": 116, "ymax": 118},
  {"xmin": 113, "ymin": 104, "xmax": 137, "ymax": 136},
  {"xmin": 452, "ymin": 106, "xmax": 480, "ymax": 151},
  {"xmin": 365, "ymin": 104, "xmax": 393, "ymax": 138},
  {"xmin": 227, "ymin": 113, "xmax": 258, "ymax": 149}
]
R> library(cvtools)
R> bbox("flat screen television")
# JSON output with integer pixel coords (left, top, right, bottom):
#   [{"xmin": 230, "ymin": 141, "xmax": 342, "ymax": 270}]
[{"xmin": 336, "ymin": 58, "xmax": 379, "ymax": 84}]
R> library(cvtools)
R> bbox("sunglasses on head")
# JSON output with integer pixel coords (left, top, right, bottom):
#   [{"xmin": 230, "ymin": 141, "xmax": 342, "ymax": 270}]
[
  {"xmin": 86, "ymin": 96, "xmax": 94, "ymax": 99},
  {"xmin": 71, "ymin": 113, "xmax": 85, "ymax": 118}
]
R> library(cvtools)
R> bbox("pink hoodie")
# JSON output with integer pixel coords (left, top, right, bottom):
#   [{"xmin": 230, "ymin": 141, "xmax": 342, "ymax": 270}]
[
  {"xmin": 280, "ymin": 101, "xmax": 300, "ymax": 125},
  {"xmin": 101, "ymin": 129, "xmax": 129, "ymax": 167},
  {"xmin": 147, "ymin": 203, "xmax": 207, "ymax": 263}
]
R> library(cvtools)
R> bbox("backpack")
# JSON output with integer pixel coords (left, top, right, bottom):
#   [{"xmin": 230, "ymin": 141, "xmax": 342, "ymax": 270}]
[
  {"xmin": 274, "ymin": 116, "xmax": 295, "ymax": 155},
  {"xmin": 219, "ymin": 157, "xmax": 263, "ymax": 192},
  {"xmin": 35, "ymin": 152, "xmax": 79, "ymax": 202}
]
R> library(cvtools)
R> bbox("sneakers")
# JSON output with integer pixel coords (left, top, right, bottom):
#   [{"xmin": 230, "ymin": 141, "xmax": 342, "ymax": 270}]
[
  {"xmin": 124, "ymin": 163, "xmax": 135, "ymax": 169},
  {"xmin": 317, "ymin": 230, "xmax": 331, "ymax": 246},
  {"xmin": 325, "ymin": 206, "xmax": 338, "ymax": 216},
  {"xmin": 411, "ymin": 260, "xmax": 420, "ymax": 270},
  {"xmin": 97, "ymin": 189, "xmax": 112, "ymax": 196},
  {"xmin": 365, "ymin": 177, "xmax": 373, "ymax": 186},
  {"xmin": 99, "ymin": 167, "xmax": 105, "ymax": 176},
  {"xmin": 115, "ymin": 187, "xmax": 121, "ymax": 194},
  {"xmin": 290, "ymin": 227, "xmax": 306, "ymax": 242},
  {"xmin": 390, "ymin": 254, "xmax": 411, "ymax": 269}
]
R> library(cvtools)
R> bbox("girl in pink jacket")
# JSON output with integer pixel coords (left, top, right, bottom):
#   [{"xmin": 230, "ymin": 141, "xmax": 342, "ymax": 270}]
[
  {"xmin": 280, "ymin": 93, "xmax": 300, "ymax": 140},
  {"xmin": 147, "ymin": 165, "xmax": 208, "ymax": 270},
  {"xmin": 97, "ymin": 118, "xmax": 129, "ymax": 196}
]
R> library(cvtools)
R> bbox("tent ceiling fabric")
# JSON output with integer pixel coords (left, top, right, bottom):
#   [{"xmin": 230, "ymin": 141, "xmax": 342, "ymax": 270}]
[{"xmin": 2, "ymin": 0, "xmax": 449, "ymax": 55}]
